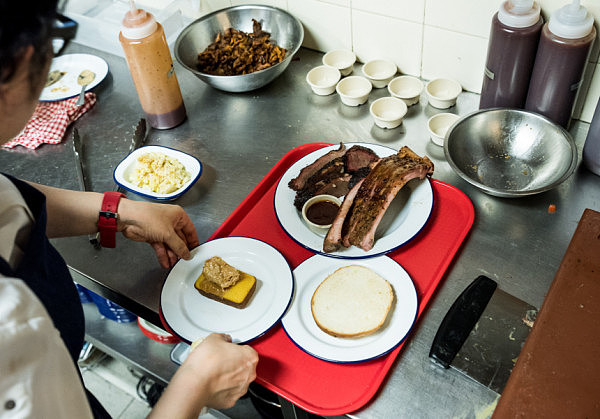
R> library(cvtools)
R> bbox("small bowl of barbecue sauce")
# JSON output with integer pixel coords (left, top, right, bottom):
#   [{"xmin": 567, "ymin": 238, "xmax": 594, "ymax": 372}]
[{"xmin": 302, "ymin": 195, "xmax": 342, "ymax": 235}]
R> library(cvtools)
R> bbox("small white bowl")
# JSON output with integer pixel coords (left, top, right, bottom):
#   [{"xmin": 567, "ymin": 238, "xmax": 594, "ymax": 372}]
[
  {"xmin": 427, "ymin": 113, "xmax": 461, "ymax": 146},
  {"xmin": 336, "ymin": 76, "xmax": 372, "ymax": 106},
  {"xmin": 301, "ymin": 194, "xmax": 342, "ymax": 236},
  {"xmin": 388, "ymin": 75, "xmax": 424, "ymax": 106},
  {"xmin": 362, "ymin": 59, "xmax": 397, "ymax": 88},
  {"xmin": 322, "ymin": 50, "xmax": 356, "ymax": 76},
  {"xmin": 114, "ymin": 145, "xmax": 202, "ymax": 200},
  {"xmin": 426, "ymin": 78, "xmax": 462, "ymax": 109},
  {"xmin": 370, "ymin": 97, "xmax": 408, "ymax": 129},
  {"xmin": 306, "ymin": 65, "xmax": 341, "ymax": 96}
]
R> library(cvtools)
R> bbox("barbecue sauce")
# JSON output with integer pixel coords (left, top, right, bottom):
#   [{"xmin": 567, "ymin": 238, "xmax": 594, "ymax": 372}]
[
  {"xmin": 479, "ymin": 0, "xmax": 543, "ymax": 110},
  {"xmin": 524, "ymin": 0, "xmax": 595, "ymax": 128},
  {"xmin": 306, "ymin": 200, "xmax": 340, "ymax": 226}
]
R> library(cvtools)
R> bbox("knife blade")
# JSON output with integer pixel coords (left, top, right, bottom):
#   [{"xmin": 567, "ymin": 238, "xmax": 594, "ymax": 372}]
[
  {"xmin": 429, "ymin": 275, "xmax": 537, "ymax": 393},
  {"xmin": 116, "ymin": 118, "xmax": 148, "ymax": 193},
  {"xmin": 72, "ymin": 127, "xmax": 101, "ymax": 249}
]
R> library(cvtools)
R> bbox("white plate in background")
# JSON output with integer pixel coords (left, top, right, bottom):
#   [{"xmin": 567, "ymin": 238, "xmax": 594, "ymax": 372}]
[{"xmin": 40, "ymin": 53, "xmax": 109, "ymax": 101}]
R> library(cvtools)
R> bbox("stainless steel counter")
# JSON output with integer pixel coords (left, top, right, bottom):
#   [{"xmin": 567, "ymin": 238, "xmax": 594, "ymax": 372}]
[{"xmin": 3, "ymin": 42, "xmax": 599, "ymax": 418}]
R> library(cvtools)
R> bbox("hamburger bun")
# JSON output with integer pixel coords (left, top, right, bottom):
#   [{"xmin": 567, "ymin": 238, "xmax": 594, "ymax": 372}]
[{"xmin": 311, "ymin": 265, "xmax": 394, "ymax": 338}]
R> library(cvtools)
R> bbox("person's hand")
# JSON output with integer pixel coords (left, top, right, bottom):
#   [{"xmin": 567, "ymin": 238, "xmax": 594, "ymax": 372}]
[
  {"xmin": 116, "ymin": 199, "xmax": 200, "ymax": 268},
  {"xmin": 149, "ymin": 333, "xmax": 258, "ymax": 418},
  {"xmin": 185, "ymin": 334, "xmax": 258, "ymax": 409}
]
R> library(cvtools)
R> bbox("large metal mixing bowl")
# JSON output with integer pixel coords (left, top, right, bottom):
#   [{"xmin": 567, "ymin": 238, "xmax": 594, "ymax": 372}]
[
  {"xmin": 444, "ymin": 108, "xmax": 578, "ymax": 198},
  {"xmin": 175, "ymin": 5, "xmax": 304, "ymax": 92}
]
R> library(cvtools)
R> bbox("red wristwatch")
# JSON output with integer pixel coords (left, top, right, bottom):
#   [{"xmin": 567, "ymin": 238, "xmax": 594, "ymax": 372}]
[{"xmin": 98, "ymin": 191, "xmax": 125, "ymax": 248}]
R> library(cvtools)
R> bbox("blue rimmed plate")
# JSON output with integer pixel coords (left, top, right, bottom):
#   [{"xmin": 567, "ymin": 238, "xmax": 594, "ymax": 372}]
[
  {"xmin": 160, "ymin": 237, "xmax": 294, "ymax": 344},
  {"xmin": 113, "ymin": 145, "xmax": 202, "ymax": 201},
  {"xmin": 281, "ymin": 254, "xmax": 418, "ymax": 363},
  {"xmin": 274, "ymin": 142, "xmax": 434, "ymax": 259}
]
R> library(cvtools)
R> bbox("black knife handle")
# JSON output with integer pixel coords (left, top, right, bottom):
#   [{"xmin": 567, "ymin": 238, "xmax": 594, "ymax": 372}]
[{"xmin": 429, "ymin": 275, "xmax": 497, "ymax": 368}]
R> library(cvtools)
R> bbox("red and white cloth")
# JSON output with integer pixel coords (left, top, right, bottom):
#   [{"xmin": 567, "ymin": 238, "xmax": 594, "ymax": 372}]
[{"xmin": 4, "ymin": 92, "xmax": 97, "ymax": 150}]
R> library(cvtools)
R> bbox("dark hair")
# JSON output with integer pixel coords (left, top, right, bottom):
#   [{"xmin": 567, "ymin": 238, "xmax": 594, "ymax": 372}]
[{"xmin": 0, "ymin": 1, "xmax": 59, "ymax": 93}]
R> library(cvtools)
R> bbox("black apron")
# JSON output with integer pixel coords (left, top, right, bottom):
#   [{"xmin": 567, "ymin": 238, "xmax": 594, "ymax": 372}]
[{"xmin": 0, "ymin": 175, "xmax": 111, "ymax": 418}]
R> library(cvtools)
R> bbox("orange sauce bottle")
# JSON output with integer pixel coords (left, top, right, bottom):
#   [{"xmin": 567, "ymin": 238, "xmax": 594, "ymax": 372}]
[{"xmin": 119, "ymin": 0, "xmax": 186, "ymax": 129}]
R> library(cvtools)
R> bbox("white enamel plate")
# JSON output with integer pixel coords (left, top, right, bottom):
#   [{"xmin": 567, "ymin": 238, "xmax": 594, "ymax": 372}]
[
  {"xmin": 113, "ymin": 145, "xmax": 202, "ymax": 201},
  {"xmin": 40, "ymin": 53, "xmax": 109, "ymax": 101},
  {"xmin": 160, "ymin": 237, "xmax": 294, "ymax": 344},
  {"xmin": 274, "ymin": 143, "xmax": 434, "ymax": 259},
  {"xmin": 281, "ymin": 255, "xmax": 418, "ymax": 363}
]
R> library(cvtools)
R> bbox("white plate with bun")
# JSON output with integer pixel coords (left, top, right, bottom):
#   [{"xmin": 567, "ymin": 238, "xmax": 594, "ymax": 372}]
[
  {"xmin": 281, "ymin": 254, "xmax": 418, "ymax": 363},
  {"xmin": 160, "ymin": 236, "xmax": 293, "ymax": 344},
  {"xmin": 274, "ymin": 142, "xmax": 433, "ymax": 259}
]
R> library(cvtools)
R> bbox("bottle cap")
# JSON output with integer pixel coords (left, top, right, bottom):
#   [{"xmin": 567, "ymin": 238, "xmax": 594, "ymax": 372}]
[
  {"xmin": 548, "ymin": 0, "xmax": 594, "ymax": 39},
  {"xmin": 120, "ymin": 0, "xmax": 157, "ymax": 39},
  {"xmin": 498, "ymin": 0, "xmax": 541, "ymax": 28}
]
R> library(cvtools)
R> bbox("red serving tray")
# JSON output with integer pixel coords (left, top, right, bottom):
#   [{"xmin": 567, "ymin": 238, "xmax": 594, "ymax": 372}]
[{"xmin": 206, "ymin": 143, "xmax": 475, "ymax": 416}]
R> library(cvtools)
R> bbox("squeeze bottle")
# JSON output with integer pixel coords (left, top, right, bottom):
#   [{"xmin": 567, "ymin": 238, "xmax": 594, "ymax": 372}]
[
  {"xmin": 479, "ymin": 0, "xmax": 543, "ymax": 110},
  {"xmin": 524, "ymin": 0, "xmax": 595, "ymax": 128},
  {"xmin": 582, "ymin": 98, "xmax": 600, "ymax": 176},
  {"xmin": 119, "ymin": 0, "xmax": 186, "ymax": 129}
]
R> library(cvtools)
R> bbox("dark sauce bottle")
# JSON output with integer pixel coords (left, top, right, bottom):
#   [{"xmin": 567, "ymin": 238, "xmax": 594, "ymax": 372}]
[
  {"xmin": 525, "ymin": 0, "xmax": 595, "ymax": 128},
  {"xmin": 479, "ymin": 0, "xmax": 543, "ymax": 110},
  {"xmin": 583, "ymin": 98, "xmax": 600, "ymax": 176}
]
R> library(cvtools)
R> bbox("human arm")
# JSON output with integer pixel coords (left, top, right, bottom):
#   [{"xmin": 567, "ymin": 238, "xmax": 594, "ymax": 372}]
[
  {"xmin": 29, "ymin": 183, "xmax": 199, "ymax": 268},
  {"xmin": 149, "ymin": 333, "xmax": 258, "ymax": 418}
]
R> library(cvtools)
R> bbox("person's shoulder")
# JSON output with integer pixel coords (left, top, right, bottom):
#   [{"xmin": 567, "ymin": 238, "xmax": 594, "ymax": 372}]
[{"xmin": 0, "ymin": 276, "xmax": 51, "ymax": 325}]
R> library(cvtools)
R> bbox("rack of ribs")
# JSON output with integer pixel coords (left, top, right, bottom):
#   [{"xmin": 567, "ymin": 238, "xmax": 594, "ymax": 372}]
[{"xmin": 323, "ymin": 146, "xmax": 434, "ymax": 252}]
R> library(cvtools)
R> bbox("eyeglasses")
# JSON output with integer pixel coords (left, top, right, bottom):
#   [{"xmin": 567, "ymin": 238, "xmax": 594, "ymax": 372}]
[{"xmin": 50, "ymin": 14, "xmax": 78, "ymax": 56}]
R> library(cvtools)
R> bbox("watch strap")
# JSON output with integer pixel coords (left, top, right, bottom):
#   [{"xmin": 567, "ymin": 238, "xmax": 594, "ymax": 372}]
[{"xmin": 98, "ymin": 191, "xmax": 125, "ymax": 248}]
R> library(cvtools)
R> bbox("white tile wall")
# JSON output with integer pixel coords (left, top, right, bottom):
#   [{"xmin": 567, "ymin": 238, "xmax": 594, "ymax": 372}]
[
  {"xmin": 187, "ymin": 0, "xmax": 600, "ymax": 122},
  {"xmin": 351, "ymin": 10, "xmax": 422, "ymax": 76}
]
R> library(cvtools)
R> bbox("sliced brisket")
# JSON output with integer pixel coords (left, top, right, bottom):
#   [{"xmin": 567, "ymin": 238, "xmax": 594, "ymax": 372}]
[
  {"xmin": 290, "ymin": 143, "xmax": 381, "ymax": 211},
  {"xmin": 293, "ymin": 157, "xmax": 349, "ymax": 210},
  {"xmin": 344, "ymin": 145, "xmax": 380, "ymax": 173},
  {"xmin": 288, "ymin": 143, "xmax": 346, "ymax": 191}
]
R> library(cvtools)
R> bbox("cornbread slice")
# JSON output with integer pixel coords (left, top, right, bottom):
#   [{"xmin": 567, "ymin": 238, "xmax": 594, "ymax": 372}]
[
  {"xmin": 194, "ymin": 271, "xmax": 256, "ymax": 309},
  {"xmin": 311, "ymin": 265, "xmax": 394, "ymax": 338}
]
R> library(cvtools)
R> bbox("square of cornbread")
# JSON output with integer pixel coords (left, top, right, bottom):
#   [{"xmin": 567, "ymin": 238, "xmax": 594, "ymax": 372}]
[{"xmin": 194, "ymin": 271, "xmax": 256, "ymax": 309}]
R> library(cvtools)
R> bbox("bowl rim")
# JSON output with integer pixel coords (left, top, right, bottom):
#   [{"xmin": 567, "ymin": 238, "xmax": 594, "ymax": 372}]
[
  {"xmin": 174, "ymin": 4, "xmax": 304, "ymax": 80},
  {"xmin": 362, "ymin": 59, "xmax": 397, "ymax": 80},
  {"xmin": 306, "ymin": 65, "xmax": 341, "ymax": 88},
  {"xmin": 322, "ymin": 49, "xmax": 356, "ymax": 68},
  {"xmin": 443, "ymin": 108, "xmax": 578, "ymax": 198},
  {"xmin": 113, "ymin": 145, "xmax": 203, "ymax": 201},
  {"xmin": 336, "ymin": 75, "xmax": 372, "ymax": 97},
  {"xmin": 370, "ymin": 96, "xmax": 408, "ymax": 121},
  {"xmin": 388, "ymin": 75, "xmax": 424, "ymax": 97},
  {"xmin": 301, "ymin": 194, "xmax": 343, "ymax": 229},
  {"xmin": 426, "ymin": 78, "xmax": 462, "ymax": 99}
]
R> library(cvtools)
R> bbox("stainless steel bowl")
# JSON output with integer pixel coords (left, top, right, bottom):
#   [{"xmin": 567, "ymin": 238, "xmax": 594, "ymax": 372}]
[
  {"xmin": 175, "ymin": 5, "xmax": 304, "ymax": 92},
  {"xmin": 444, "ymin": 108, "xmax": 577, "ymax": 197}
]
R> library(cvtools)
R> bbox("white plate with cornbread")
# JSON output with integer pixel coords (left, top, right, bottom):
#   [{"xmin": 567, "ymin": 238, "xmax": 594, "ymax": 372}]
[
  {"xmin": 160, "ymin": 236, "xmax": 294, "ymax": 344},
  {"xmin": 281, "ymin": 254, "xmax": 418, "ymax": 363}
]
